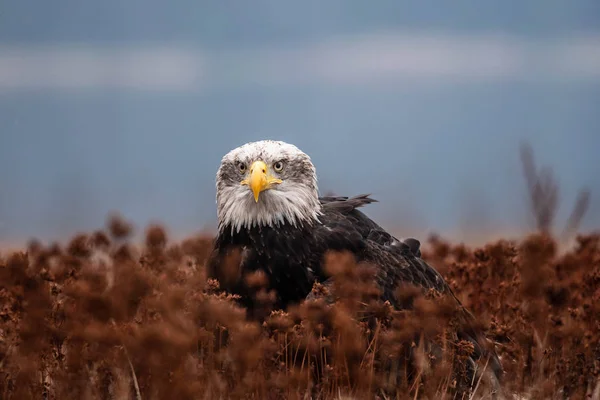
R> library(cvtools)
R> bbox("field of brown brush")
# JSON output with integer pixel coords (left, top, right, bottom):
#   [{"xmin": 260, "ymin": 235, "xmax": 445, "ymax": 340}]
[
  {"xmin": 0, "ymin": 217, "xmax": 598, "ymax": 400},
  {"xmin": 0, "ymin": 143, "xmax": 598, "ymax": 399}
]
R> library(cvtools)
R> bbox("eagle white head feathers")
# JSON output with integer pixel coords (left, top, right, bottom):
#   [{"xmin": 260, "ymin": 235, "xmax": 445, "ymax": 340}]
[{"xmin": 215, "ymin": 140, "xmax": 322, "ymax": 233}]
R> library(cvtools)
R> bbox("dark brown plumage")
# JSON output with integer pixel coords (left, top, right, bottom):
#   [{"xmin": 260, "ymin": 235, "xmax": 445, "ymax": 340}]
[{"xmin": 208, "ymin": 194, "xmax": 503, "ymax": 390}]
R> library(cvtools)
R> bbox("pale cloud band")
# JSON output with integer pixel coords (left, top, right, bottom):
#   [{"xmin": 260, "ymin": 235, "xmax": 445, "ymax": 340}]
[
  {"xmin": 0, "ymin": 47, "xmax": 204, "ymax": 90},
  {"xmin": 0, "ymin": 31, "xmax": 599, "ymax": 91}
]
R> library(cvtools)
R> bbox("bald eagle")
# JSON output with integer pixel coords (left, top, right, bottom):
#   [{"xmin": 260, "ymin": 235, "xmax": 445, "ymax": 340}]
[{"xmin": 207, "ymin": 140, "xmax": 502, "ymax": 389}]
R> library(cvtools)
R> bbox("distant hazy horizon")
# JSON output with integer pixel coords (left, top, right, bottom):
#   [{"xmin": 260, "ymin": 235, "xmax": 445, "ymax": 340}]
[{"xmin": 1, "ymin": 1, "xmax": 598, "ymax": 244}]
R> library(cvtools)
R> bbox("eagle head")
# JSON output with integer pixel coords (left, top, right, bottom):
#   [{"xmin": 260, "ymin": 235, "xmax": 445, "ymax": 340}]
[{"xmin": 216, "ymin": 140, "xmax": 322, "ymax": 233}]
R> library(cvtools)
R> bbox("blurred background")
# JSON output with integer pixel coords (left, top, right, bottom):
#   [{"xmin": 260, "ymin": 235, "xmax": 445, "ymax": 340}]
[{"xmin": 0, "ymin": 1, "xmax": 599, "ymax": 245}]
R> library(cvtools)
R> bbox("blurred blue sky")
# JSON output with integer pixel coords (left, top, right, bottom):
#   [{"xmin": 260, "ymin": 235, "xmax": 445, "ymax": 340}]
[{"xmin": 1, "ymin": 1, "xmax": 599, "ymax": 243}]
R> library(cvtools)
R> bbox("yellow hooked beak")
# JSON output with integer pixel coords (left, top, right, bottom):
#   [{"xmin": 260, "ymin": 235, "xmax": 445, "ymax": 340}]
[{"xmin": 240, "ymin": 160, "xmax": 283, "ymax": 202}]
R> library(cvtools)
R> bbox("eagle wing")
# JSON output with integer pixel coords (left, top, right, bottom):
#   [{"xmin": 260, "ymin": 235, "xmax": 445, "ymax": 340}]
[
  {"xmin": 314, "ymin": 194, "xmax": 503, "ymax": 381},
  {"xmin": 319, "ymin": 194, "xmax": 448, "ymax": 293},
  {"xmin": 321, "ymin": 195, "xmax": 420, "ymax": 252}
]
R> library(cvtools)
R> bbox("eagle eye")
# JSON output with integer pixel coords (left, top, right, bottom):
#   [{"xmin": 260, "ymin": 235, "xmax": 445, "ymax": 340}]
[
  {"xmin": 273, "ymin": 161, "xmax": 284, "ymax": 172},
  {"xmin": 237, "ymin": 162, "xmax": 247, "ymax": 173}
]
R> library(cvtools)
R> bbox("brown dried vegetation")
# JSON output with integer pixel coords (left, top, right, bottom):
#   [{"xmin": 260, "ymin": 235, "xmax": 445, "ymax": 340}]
[{"xmin": 0, "ymin": 145, "xmax": 598, "ymax": 399}]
